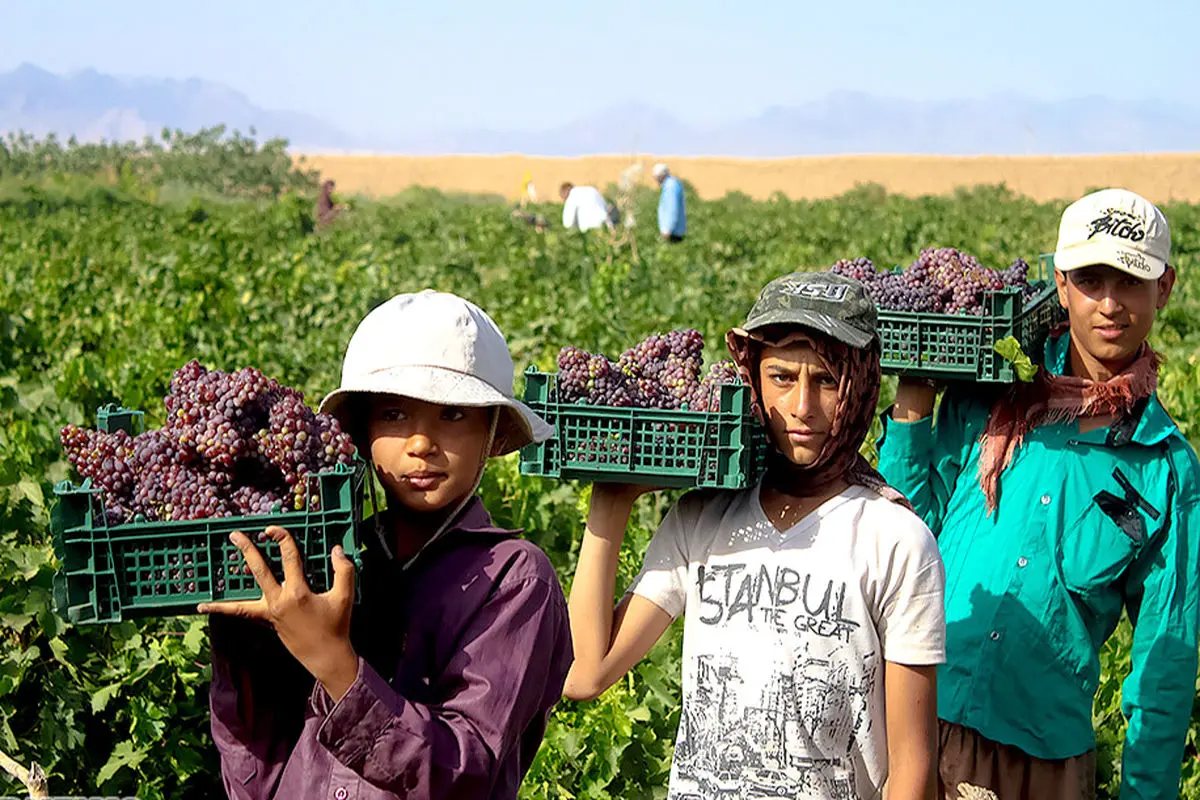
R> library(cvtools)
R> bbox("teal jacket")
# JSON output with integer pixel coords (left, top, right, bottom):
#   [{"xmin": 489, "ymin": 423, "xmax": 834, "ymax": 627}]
[{"xmin": 878, "ymin": 333, "xmax": 1200, "ymax": 800}]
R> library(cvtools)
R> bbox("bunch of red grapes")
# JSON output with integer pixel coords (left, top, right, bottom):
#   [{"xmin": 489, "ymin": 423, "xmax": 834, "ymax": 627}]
[
  {"xmin": 832, "ymin": 248, "xmax": 1036, "ymax": 316},
  {"xmin": 556, "ymin": 330, "xmax": 742, "ymax": 411},
  {"xmin": 61, "ymin": 361, "xmax": 356, "ymax": 525}
]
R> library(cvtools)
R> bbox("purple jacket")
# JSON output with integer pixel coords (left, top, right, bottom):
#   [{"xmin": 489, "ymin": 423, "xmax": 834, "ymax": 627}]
[{"xmin": 209, "ymin": 498, "xmax": 573, "ymax": 799}]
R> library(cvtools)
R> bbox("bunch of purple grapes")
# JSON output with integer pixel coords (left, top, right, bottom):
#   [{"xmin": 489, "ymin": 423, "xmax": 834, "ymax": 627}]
[
  {"xmin": 831, "ymin": 249, "xmax": 1036, "ymax": 316},
  {"xmin": 556, "ymin": 330, "xmax": 741, "ymax": 410},
  {"xmin": 690, "ymin": 361, "xmax": 742, "ymax": 412},
  {"xmin": 61, "ymin": 361, "xmax": 357, "ymax": 525}
]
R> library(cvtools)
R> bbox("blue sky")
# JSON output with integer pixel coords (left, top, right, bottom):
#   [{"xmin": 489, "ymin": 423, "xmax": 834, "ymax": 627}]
[{"xmin": 3, "ymin": 0, "xmax": 1198, "ymax": 134}]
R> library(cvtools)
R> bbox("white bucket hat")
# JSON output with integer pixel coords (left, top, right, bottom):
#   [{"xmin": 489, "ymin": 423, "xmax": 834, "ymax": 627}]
[
  {"xmin": 319, "ymin": 290, "xmax": 554, "ymax": 456},
  {"xmin": 1054, "ymin": 188, "xmax": 1171, "ymax": 280}
]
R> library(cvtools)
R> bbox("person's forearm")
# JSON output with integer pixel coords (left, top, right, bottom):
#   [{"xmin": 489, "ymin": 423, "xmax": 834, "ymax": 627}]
[
  {"xmin": 884, "ymin": 662, "xmax": 938, "ymax": 800},
  {"xmin": 893, "ymin": 379, "xmax": 938, "ymax": 422},
  {"xmin": 565, "ymin": 488, "xmax": 636, "ymax": 694},
  {"xmin": 885, "ymin": 757, "xmax": 936, "ymax": 800}
]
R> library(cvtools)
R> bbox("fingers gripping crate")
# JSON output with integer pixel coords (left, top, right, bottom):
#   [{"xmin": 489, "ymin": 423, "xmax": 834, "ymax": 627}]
[
  {"xmin": 50, "ymin": 407, "xmax": 364, "ymax": 625},
  {"xmin": 518, "ymin": 369, "xmax": 768, "ymax": 489},
  {"xmin": 878, "ymin": 256, "xmax": 1066, "ymax": 383}
]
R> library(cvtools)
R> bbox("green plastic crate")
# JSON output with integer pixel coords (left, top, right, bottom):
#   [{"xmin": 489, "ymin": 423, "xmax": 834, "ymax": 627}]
[
  {"xmin": 519, "ymin": 368, "xmax": 768, "ymax": 489},
  {"xmin": 878, "ymin": 255, "xmax": 1066, "ymax": 382},
  {"xmin": 50, "ymin": 408, "xmax": 364, "ymax": 625}
]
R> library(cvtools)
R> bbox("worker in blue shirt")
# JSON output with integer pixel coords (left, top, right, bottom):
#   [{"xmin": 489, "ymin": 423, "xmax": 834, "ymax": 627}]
[{"xmin": 653, "ymin": 163, "xmax": 686, "ymax": 242}]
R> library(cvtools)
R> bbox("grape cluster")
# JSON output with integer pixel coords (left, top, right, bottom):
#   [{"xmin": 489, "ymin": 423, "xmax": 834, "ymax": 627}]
[
  {"xmin": 61, "ymin": 361, "xmax": 357, "ymax": 525},
  {"xmin": 830, "ymin": 248, "xmax": 1037, "ymax": 315},
  {"xmin": 690, "ymin": 361, "xmax": 742, "ymax": 412},
  {"xmin": 556, "ymin": 330, "xmax": 742, "ymax": 410}
]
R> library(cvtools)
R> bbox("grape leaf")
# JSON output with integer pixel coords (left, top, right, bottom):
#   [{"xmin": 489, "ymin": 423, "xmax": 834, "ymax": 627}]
[
  {"xmin": 994, "ymin": 336, "xmax": 1038, "ymax": 382},
  {"xmin": 96, "ymin": 739, "xmax": 149, "ymax": 785}
]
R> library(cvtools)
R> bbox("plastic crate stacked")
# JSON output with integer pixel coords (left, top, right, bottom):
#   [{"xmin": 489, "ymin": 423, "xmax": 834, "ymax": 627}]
[
  {"xmin": 50, "ymin": 405, "xmax": 364, "ymax": 625},
  {"xmin": 519, "ymin": 368, "xmax": 768, "ymax": 489},
  {"xmin": 877, "ymin": 254, "xmax": 1067, "ymax": 382}
]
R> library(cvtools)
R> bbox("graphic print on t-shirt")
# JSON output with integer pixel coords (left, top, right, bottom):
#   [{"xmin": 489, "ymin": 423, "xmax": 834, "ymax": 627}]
[
  {"xmin": 672, "ymin": 565, "xmax": 877, "ymax": 799},
  {"xmin": 629, "ymin": 485, "xmax": 945, "ymax": 800}
]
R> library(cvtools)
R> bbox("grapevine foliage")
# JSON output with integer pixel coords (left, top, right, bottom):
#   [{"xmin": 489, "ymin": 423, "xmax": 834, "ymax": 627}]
[{"xmin": 0, "ymin": 172, "xmax": 1197, "ymax": 799}]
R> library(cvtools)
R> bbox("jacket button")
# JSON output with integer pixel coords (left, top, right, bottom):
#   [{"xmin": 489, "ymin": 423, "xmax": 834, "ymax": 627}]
[
  {"xmin": 335, "ymin": 788, "xmax": 348, "ymax": 800},
  {"xmin": 1040, "ymin": 494, "xmax": 1051, "ymax": 505},
  {"xmin": 1017, "ymin": 557, "xmax": 1028, "ymax": 568},
  {"xmin": 990, "ymin": 630, "xmax": 1001, "ymax": 641}
]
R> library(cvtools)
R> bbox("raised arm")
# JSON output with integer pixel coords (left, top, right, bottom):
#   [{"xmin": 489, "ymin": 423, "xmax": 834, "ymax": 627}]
[
  {"xmin": 878, "ymin": 381, "xmax": 980, "ymax": 534},
  {"xmin": 564, "ymin": 484, "xmax": 677, "ymax": 702}
]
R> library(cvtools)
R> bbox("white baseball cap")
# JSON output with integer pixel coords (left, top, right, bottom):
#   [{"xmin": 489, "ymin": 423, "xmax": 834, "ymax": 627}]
[
  {"xmin": 319, "ymin": 290, "xmax": 554, "ymax": 455},
  {"xmin": 651, "ymin": 163, "xmax": 670, "ymax": 179},
  {"xmin": 1054, "ymin": 188, "xmax": 1171, "ymax": 280}
]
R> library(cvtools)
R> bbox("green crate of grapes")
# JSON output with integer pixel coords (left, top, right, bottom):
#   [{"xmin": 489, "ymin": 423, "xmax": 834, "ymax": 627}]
[
  {"xmin": 49, "ymin": 360, "xmax": 364, "ymax": 625},
  {"xmin": 519, "ymin": 371, "xmax": 767, "ymax": 490},
  {"xmin": 835, "ymin": 250, "xmax": 1067, "ymax": 383},
  {"xmin": 51, "ymin": 459, "xmax": 362, "ymax": 625}
]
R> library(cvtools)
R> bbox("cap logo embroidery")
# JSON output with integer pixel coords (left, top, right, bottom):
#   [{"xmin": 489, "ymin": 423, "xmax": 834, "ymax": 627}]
[
  {"xmin": 1087, "ymin": 208, "xmax": 1146, "ymax": 243},
  {"xmin": 778, "ymin": 281, "xmax": 850, "ymax": 302},
  {"xmin": 1116, "ymin": 250, "xmax": 1151, "ymax": 274}
]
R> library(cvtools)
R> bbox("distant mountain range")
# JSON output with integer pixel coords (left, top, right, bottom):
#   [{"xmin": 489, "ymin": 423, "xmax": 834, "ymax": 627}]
[{"xmin": 2, "ymin": 63, "xmax": 1197, "ymax": 156}]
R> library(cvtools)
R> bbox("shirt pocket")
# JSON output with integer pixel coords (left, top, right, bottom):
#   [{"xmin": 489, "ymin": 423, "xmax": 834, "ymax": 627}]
[{"xmin": 1058, "ymin": 469, "xmax": 1157, "ymax": 596}]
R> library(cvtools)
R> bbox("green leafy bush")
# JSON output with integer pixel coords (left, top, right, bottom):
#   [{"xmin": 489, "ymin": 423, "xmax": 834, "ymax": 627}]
[{"xmin": 0, "ymin": 176, "xmax": 1197, "ymax": 797}]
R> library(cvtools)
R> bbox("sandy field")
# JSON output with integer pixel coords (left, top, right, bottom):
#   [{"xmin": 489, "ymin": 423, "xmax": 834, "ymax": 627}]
[{"xmin": 299, "ymin": 153, "xmax": 1200, "ymax": 205}]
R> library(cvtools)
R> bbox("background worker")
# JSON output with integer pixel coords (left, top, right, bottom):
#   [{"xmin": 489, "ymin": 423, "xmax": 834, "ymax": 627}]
[
  {"xmin": 653, "ymin": 163, "xmax": 686, "ymax": 242},
  {"xmin": 560, "ymin": 182, "xmax": 616, "ymax": 234}
]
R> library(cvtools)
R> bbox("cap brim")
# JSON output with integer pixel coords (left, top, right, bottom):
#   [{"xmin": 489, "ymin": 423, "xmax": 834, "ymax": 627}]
[
  {"xmin": 318, "ymin": 366, "xmax": 555, "ymax": 456},
  {"xmin": 743, "ymin": 311, "xmax": 874, "ymax": 349},
  {"xmin": 1054, "ymin": 240, "xmax": 1166, "ymax": 280}
]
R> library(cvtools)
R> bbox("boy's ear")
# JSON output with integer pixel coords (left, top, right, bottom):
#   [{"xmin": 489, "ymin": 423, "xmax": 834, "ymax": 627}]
[
  {"xmin": 1054, "ymin": 269, "xmax": 1070, "ymax": 310},
  {"xmin": 1156, "ymin": 266, "xmax": 1177, "ymax": 311}
]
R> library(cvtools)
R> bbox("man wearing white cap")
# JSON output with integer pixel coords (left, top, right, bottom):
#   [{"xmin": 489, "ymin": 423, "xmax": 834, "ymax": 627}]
[
  {"xmin": 653, "ymin": 163, "xmax": 686, "ymax": 242},
  {"xmin": 878, "ymin": 188, "xmax": 1199, "ymax": 799}
]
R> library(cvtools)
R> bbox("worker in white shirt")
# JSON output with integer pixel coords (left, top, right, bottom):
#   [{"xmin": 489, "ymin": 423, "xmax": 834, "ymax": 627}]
[{"xmin": 560, "ymin": 183, "xmax": 617, "ymax": 233}]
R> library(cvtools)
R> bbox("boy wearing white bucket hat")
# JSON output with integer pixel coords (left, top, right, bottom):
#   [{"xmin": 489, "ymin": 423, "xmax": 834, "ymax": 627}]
[
  {"xmin": 879, "ymin": 188, "xmax": 1199, "ymax": 799},
  {"xmin": 202, "ymin": 290, "xmax": 572, "ymax": 800}
]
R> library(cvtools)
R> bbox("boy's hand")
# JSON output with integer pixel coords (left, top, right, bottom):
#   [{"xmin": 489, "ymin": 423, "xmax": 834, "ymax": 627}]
[
  {"xmin": 892, "ymin": 377, "xmax": 942, "ymax": 423},
  {"xmin": 199, "ymin": 525, "xmax": 359, "ymax": 702}
]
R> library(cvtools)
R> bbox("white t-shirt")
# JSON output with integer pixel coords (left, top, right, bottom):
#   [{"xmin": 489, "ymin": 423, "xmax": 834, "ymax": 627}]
[
  {"xmin": 562, "ymin": 185, "xmax": 612, "ymax": 232},
  {"xmin": 629, "ymin": 483, "xmax": 945, "ymax": 800}
]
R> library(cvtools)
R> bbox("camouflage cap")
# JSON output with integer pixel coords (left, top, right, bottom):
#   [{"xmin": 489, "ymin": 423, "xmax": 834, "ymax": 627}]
[{"xmin": 741, "ymin": 271, "xmax": 877, "ymax": 348}]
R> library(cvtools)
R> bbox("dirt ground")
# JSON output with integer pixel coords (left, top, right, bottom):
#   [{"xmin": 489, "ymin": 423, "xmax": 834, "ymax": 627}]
[{"xmin": 298, "ymin": 153, "xmax": 1200, "ymax": 204}]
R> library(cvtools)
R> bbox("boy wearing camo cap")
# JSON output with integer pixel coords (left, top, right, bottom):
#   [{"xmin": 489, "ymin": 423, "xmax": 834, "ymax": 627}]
[{"xmin": 567, "ymin": 271, "xmax": 946, "ymax": 799}]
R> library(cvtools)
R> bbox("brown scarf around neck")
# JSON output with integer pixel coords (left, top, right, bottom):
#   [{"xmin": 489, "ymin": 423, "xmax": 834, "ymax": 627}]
[
  {"xmin": 726, "ymin": 327, "xmax": 912, "ymax": 510},
  {"xmin": 978, "ymin": 324, "xmax": 1160, "ymax": 512}
]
